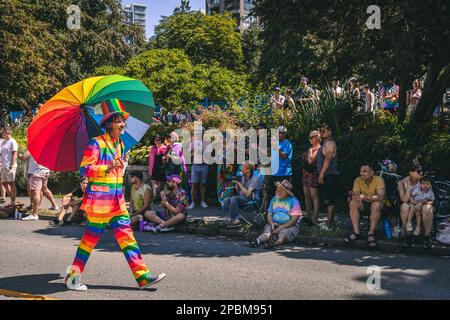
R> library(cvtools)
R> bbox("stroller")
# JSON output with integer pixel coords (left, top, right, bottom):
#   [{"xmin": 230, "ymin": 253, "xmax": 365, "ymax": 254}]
[{"xmin": 432, "ymin": 180, "xmax": 450, "ymax": 245}]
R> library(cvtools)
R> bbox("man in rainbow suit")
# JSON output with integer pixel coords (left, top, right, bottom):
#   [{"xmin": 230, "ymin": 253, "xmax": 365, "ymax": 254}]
[{"xmin": 65, "ymin": 98, "xmax": 166, "ymax": 291}]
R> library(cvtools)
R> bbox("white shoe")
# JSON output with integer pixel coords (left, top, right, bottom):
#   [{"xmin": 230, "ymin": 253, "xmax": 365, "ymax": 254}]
[
  {"xmin": 187, "ymin": 202, "xmax": 195, "ymax": 210},
  {"xmin": 139, "ymin": 273, "xmax": 166, "ymax": 289},
  {"xmin": 48, "ymin": 206, "xmax": 59, "ymax": 211},
  {"xmin": 22, "ymin": 215, "xmax": 39, "ymax": 221},
  {"xmin": 413, "ymin": 227, "xmax": 421, "ymax": 236},
  {"xmin": 200, "ymin": 201, "xmax": 208, "ymax": 208},
  {"xmin": 65, "ymin": 273, "xmax": 88, "ymax": 291},
  {"xmin": 406, "ymin": 223, "xmax": 414, "ymax": 232}
]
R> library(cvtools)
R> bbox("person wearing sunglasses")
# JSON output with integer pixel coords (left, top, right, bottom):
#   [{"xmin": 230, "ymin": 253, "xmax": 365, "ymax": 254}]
[{"xmin": 398, "ymin": 164, "xmax": 423, "ymax": 246}]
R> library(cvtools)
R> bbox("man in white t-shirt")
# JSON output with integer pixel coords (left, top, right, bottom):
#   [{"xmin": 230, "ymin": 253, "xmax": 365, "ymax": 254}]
[
  {"xmin": 0, "ymin": 136, "xmax": 6, "ymax": 202},
  {"xmin": 1, "ymin": 128, "xmax": 18, "ymax": 204},
  {"xmin": 18, "ymin": 150, "xmax": 59, "ymax": 220}
]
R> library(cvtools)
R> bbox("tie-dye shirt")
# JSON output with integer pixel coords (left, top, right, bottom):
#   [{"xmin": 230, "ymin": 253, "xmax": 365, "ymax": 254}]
[{"xmin": 268, "ymin": 196, "xmax": 302, "ymax": 225}]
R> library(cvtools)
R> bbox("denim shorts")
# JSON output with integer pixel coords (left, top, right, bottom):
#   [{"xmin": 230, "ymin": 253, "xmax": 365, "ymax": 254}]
[{"xmin": 191, "ymin": 164, "xmax": 209, "ymax": 184}]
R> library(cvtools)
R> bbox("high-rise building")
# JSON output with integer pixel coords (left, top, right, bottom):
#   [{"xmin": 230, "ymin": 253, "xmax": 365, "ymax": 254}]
[
  {"xmin": 205, "ymin": 0, "xmax": 257, "ymax": 32},
  {"xmin": 123, "ymin": 3, "xmax": 147, "ymax": 37}
]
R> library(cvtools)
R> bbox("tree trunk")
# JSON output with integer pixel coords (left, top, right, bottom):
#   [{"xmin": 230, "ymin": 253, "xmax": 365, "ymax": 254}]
[
  {"xmin": 397, "ymin": 77, "xmax": 409, "ymax": 123},
  {"xmin": 412, "ymin": 62, "xmax": 450, "ymax": 124}
]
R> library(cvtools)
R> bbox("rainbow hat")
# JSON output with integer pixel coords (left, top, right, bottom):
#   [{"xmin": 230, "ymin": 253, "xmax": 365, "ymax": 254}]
[{"xmin": 99, "ymin": 98, "xmax": 130, "ymax": 127}]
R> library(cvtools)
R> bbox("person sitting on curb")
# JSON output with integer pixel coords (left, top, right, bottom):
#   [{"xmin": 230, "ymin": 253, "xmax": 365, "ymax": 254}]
[
  {"xmin": 398, "ymin": 164, "xmax": 422, "ymax": 243},
  {"xmin": 344, "ymin": 164, "xmax": 385, "ymax": 248},
  {"xmin": 248, "ymin": 180, "xmax": 302, "ymax": 249},
  {"xmin": 143, "ymin": 175, "xmax": 188, "ymax": 233},
  {"xmin": 50, "ymin": 177, "xmax": 88, "ymax": 226},
  {"xmin": 408, "ymin": 176, "xmax": 435, "ymax": 249},
  {"xmin": 128, "ymin": 170, "xmax": 153, "ymax": 229},
  {"xmin": 223, "ymin": 162, "xmax": 262, "ymax": 225}
]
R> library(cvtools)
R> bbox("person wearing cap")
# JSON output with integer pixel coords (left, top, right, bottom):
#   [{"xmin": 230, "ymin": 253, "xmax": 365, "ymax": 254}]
[
  {"xmin": 295, "ymin": 76, "xmax": 315, "ymax": 103},
  {"xmin": 129, "ymin": 170, "xmax": 153, "ymax": 228},
  {"xmin": 248, "ymin": 179, "xmax": 302, "ymax": 248},
  {"xmin": 65, "ymin": 98, "xmax": 166, "ymax": 292},
  {"xmin": 317, "ymin": 123, "xmax": 339, "ymax": 230},
  {"xmin": 143, "ymin": 174, "xmax": 188, "ymax": 233},
  {"xmin": 270, "ymin": 86, "xmax": 285, "ymax": 110},
  {"xmin": 265, "ymin": 126, "xmax": 293, "ymax": 209}
]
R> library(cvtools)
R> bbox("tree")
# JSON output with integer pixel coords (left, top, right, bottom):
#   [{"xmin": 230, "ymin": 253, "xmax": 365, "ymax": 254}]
[
  {"xmin": 96, "ymin": 49, "xmax": 250, "ymax": 112},
  {"xmin": 152, "ymin": 11, "xmax": 243, "ymax": 71},
  {"xmin": 173, "ymin": 0, "xmax": 191, "ymax": 15},
  {"xmin": 0, "ymin": 0, "xmax": 145, "ymax": 111},
  {"xmin": 253, "ymin": 0, "xmax": 450, "ymax": 124}
]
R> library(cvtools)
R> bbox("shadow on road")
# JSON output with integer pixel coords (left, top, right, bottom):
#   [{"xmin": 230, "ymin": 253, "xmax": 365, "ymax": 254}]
[
  {"xmin": 276, "ymin": 246, "xmax": 450, "ymax": 299},
  {"xmin": 34, "ymin": 225, "xmax": 255, "ymax": 259},
  {"xmin": 0, "ymin": 273, "xmax": 150, "ymax": 296}
]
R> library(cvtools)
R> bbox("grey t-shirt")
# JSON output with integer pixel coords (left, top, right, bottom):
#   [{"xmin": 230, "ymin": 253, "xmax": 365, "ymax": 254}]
[
  {"xmin": 239, "ymin": 173, "xmax": 261, "ymax": 198},
  {"xmin": 412, "ymin": 188, "xmax": 435, "ymax": 203}
]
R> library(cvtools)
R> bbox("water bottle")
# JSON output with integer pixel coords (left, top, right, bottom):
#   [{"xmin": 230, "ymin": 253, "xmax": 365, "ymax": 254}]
[
  {"xmin": 17, "ymin": 211, "xmax": 22, "ymax": 220},
  {"xmin": 383, "ymin": 218, "xmax": 392, "ymax": 240},
  {"xmin": 139, "ymin": 219, "xmax": 144, "ymax": 232}
]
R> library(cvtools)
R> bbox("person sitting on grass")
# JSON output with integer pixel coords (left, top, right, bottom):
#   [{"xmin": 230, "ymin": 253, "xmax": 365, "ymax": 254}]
[
  {"xmin": 128, "ymin": 170, "xmax": 153, "ymax": 229},
  {"xmin": 143, "ymin": 175, "xmax": 188, "ymax": 233},
  {"xmin": 248, "ymin": 180, "xmax": 302, "ymax": 249},
  {"xmin": 344, "ymin": 164, "xmax": 385, "ymax": 248},
  {"xmin": 50, "ymin": 177, "xmax": 88, "ymax": 226},
  {"xmin": 408, "ymin": 176, "xmax": 435, "ymax": 249}
]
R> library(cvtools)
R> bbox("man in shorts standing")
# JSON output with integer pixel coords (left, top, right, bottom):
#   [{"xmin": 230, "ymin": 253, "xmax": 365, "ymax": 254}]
[
  {"xmin": 317, "ymin": 124, "xmax": 340, "ymax": 230},
  {"xmin": 1, "ymin": 127, "xmax": 18, "ymax": 205}
]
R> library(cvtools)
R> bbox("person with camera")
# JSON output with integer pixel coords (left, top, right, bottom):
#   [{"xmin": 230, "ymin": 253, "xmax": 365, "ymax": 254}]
[
  {"xmin": 248, "ymin": 180, "xmax": 302, "ymax": 248},
  {"xmin": 222, "ymin": 162, "xmax": 261, "ymax": 225}
]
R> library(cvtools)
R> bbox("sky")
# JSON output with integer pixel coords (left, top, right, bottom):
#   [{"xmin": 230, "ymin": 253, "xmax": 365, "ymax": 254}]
[{"xmin": 121, "ymin": 0, "xmax": 205, "ymax": 38}]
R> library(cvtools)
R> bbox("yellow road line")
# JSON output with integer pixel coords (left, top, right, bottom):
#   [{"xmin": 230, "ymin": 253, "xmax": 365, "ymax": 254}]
[{"xmin": 0, "ymin": 288, "xmax": 58, "ymax": 300}]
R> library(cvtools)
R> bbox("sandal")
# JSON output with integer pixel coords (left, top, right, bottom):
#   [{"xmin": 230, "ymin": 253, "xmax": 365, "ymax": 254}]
[
  {"xmin": 367, "ymin": 234, "xmax": 377, "ymax": 248},
  {"xmin": 344, "ymin": 232, "xmax": 360, "ymax": 244}
]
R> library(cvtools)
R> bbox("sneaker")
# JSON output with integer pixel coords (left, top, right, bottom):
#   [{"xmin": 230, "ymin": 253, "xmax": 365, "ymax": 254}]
[
  {"xmin": 48, "ymin": 206, "xmax": 59, "ymax": 211},
  {"xmin": 247, "ymin": 234, "xmax": 260, "ymax": 248},
  {"xmin": 49, "ymin": 218, "xmax": 64, "ymax": 226},
  {"xmin": 143, "ymin": 224, "xmax": 159, "ymax": 233},
  {"xmin": 187, "ymin": 202, "xmax": 195, "ymax": 210},
  {"xmin": 139, "ymin": 273, "xmax": 166, "ymax": 289},
  {"xmin": 423, "ymin": 235, "xmax": 433, "ymax": 249},
  {"xmin": 159, "ymin": 227, "xmax": 175, "ymax": 232},
  {"xmin": 413, "ymin": 227, "xmax": 421, "ymax": 236},
  {"xmin": 406, "ymin": 223, "xmax": 413, "ymax": 232},
  {"xmin": 22, "ymin": 215, "xmax": 39, "ymax": 221},
  {"xmin": 200, "ymin": 201, "xmax": 208, "ymax": 208},
  {"xmin": 65, "ymin": 273, "xmax": 88, "ymax": 291}
]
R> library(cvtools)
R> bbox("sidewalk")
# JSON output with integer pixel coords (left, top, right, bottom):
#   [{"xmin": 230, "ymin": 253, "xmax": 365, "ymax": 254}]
[{"xmin": 21, "ymin": 196, "xmax": 450, "ymax": 257}]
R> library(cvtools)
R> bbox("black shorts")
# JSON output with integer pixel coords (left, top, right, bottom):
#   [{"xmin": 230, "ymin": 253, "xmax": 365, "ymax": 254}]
[
  {"xmin": 361, "ymin": 202, "xmax": 372, "ymax": 216},
  {"xmin": 320, "ymin": 174, "xmax": 339, "ymax": 206}
]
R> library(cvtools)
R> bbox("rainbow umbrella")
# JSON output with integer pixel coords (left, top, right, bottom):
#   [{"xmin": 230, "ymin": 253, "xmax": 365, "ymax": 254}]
[{"xmin": 28, "ymin": 75, "xmax": 155, "ymax": 172}]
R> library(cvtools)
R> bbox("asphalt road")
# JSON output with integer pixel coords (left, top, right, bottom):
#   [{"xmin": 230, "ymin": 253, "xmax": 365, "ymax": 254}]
[{"xmin": 1, "ymin": 220, "xmax": 449, "ymax": 300}]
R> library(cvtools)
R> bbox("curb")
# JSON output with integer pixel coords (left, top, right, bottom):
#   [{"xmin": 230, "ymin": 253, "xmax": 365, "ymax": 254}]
[
  {"xmin": 175, "ymin": 224, "xmax": 450, "ymax": 257},
  {"xmin": 37, "ymin": 213, "xmax": 450, "ymax": 257}
]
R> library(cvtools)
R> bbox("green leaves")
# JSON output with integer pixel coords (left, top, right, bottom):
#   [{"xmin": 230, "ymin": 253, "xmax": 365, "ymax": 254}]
[
  {"xmin": 0, "ymin": 0, "xmax": 145, "ymax": 111},
  {"xmin": 153, "ymin": 11, "xmax": 243, "ymax": 71}
]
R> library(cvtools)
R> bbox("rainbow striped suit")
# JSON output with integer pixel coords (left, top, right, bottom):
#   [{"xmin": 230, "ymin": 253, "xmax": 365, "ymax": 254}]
[{"xmin": 69, "ymin": 134, "xmax": 153, "ymax": 287}]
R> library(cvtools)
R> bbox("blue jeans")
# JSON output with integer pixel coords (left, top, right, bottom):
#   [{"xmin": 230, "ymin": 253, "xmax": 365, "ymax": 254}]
[{"xmin": 223, "ymin": 196, "xmax": 252, "ymax": 219}]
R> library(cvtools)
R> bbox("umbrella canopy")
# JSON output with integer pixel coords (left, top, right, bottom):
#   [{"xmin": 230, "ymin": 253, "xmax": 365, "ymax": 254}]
[{"xmin": 28, "ymin": 75, "xmax": 155, "ymax": 172}]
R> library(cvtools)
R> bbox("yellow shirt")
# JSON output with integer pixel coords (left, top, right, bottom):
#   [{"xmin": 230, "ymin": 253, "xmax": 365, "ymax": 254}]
[
  {"xmin": 131, "ymin": 183, "xmax": 152, "ymax": 213},
  {"xmin": 353, "ymin": 176, "xmax": 385, "ymax": 197}
]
